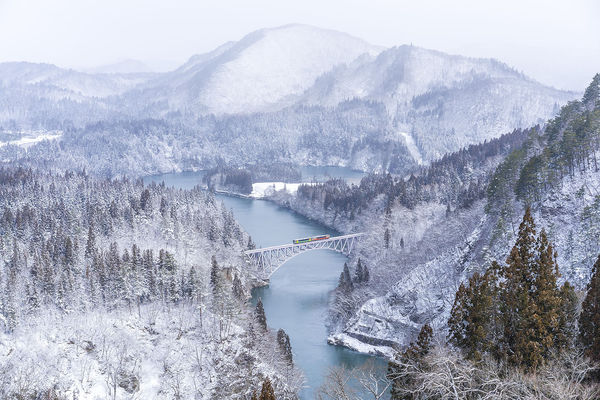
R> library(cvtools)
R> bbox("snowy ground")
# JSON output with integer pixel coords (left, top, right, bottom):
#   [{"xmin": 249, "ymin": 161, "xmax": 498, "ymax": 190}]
[
  {"xmin": 0, "ymin": 130, "xmax": 63, "ymax": 148},
  {"xmin": 0, "ymin": 304, "xmax": 302, "ymax": 399},
  {"xmin": 250, "ymin": 182, "xmax": 314, "ymax": 199},
  {"xmin": 397, "ymin": 131, "xmax": 424, "ymax": 165}
]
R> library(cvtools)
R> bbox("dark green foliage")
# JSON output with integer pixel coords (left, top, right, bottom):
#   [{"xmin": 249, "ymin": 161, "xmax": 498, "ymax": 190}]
[
  {"xmin": 258, "ymin": 377, "xmax": 276, "ymax": 400},
  {"xmin": 388, "ymin": 324, "xmax": 433, "ymax": 400},
  {"xmin": 203, "ymin": 166, "xmax": 253, "ymax": 194},
  {"xmin": 448, "ymin": 208, "xmax": 577, "ymax": 370},
  {"xmin": 210, "ymin": 255, "xmax": 219, "ymax": 294},
  {"xmin": 486, "ymin": 145, "xmax": 529, "ymax": 214},
  {"xmin": 337, "ymin": 263, "xmax": 354, "ymax": 293},
  {"xmin": 140, "ymin": 188, "xmax": 152, "ymax": 212},
  {"xmin": 0, "ymin": 167, "xmax": 248, "ymax": 330},
  {"xmin": 232, "ymin": 274, "xmax": 244, "ymax": 300},
  {"xmin": 353, "ymin": 258, "xmax": 369, "ymax": 284},
  {"xmin": 580, "ymin": 255, "xmax": 600, "ymax": 362},
  {"xmin": 558, "ymin": 281, "xmax": 579, "ymax": 349},
  {"xmin": 583, "ymin": 73, "xmax": 600, "ymax": 109},
  {"xmin": 255, "ymin": 297, "xmax": 267, "ymax": 331},
  {"xmin": 297, "ymin": 127, "xmax": 528, "ymax": 218},
  {"xmin": 448, "ymin": 266, "xmax": 499, "ymax": 361},
  {"xmin": 247, "ymin": 236, "xmax": 256, "ymax": 250},
  {"xmin": 384, "ymin": 228, "xmax": 390, "ymax": 249},
  {"xmin": 277, "ymin": 329, "xmax": 293, "ymax": 365},
  {"xmin": 497, "ymin": 76, "xmax": 600, "ymax": 212}
]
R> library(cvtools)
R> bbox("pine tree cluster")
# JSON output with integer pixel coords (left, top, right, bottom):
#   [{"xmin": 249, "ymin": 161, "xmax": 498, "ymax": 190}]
[
  {"xmin": 0, "ymin": 167, "xmax": 248, "ymax": 331},
  {"xmin": 448, "ymin": 208, "xmax": 580, "ymax": 370},
  {"xmin": 296, "ymin": 127, "xmax": 529, "ymax": 218}
]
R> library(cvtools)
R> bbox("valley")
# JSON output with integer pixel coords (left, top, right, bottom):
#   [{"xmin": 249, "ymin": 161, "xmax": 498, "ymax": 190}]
[{"xmin": 1, "ymin": 16, "xmax": 599, "ymax": 399}]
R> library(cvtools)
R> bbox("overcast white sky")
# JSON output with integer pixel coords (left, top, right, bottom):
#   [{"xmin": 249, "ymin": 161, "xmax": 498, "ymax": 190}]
[{"xmin": 0, "ymin": 0, "xmax": 598, "ymax": 91}]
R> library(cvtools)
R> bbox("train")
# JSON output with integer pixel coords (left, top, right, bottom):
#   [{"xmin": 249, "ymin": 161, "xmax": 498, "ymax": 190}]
[{"xmin": 292, "ymin": 234, "xmax": 330, "ymax": 244}]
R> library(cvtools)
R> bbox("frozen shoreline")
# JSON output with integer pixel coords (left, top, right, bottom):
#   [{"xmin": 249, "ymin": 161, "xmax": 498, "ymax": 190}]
[{"xmin": 249, "ymin": 181, "xmax": 313, "ymax": 199}]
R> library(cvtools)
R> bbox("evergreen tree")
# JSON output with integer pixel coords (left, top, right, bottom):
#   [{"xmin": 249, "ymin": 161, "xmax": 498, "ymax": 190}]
[
  {"xmin": 140, "ymin": 188, "xmax": 152, "ymax": 212},
  {"xmin": 337, "ymin": 263, "xmax": 354, "ymax": 293},
  {"xmin": 85, "ymin": 225, "xmax": 96, "ymax": 258},
  {"xmin": 255, "ymin": 298, "xmax": 267, "ymax": 331},
  {"xmin": 210, "ymin": 255, "xmax": 219, "ymax": 297},
  {"xmin": 159, "ymin": 196, "xmax": 168, "ymax": 217},
  {"xmin": 259, "ymin": 378, "xmax": 276, "ymax": 400},
  {"xmin": 232, "ymin": 274, "xmax": 244, "ymax": 300},
  {"xmin": 384, "ymin": 228, "xmax": 390, "ymax": 249},
  {"xmin": 448, "ymin": 266, "xmax": 499, "ymax": 361},
  {"xmin": 558, "ymin": 281, "xmax": 578, "ymax": 349},
  {"xmin": 277, "ymin": 329, "xmax": 293, "ymax": 365},
  {"xmin": 500, "ymin": 207, "xmax": 541, "ymax": 369},
  {"xmin": 186, "ymin": 266, "xmax": 199, "ymax": 302},
  {"xmin": 246, "ymin": 319, "xmax": 256, "ymax": 348},
  {"xmin": 343, "ymin": 263, "xmax": 353, "ymax": 291},
  {"xmin": 448, "ymin": 208, "xmax": 575, "ymax": 370},
  {"xmin": 247, "ymin": 236, "xmax": 256, "ymax": 250},
  {"xmin": 388, "ymin": 324, "xmax": 433, "ymax": 400},
  {"xmin": 363, "ymin": 263, "xmax": 369, "ymax": 283},
  {"xmin": 533, "ymin": 230, "xmax": 568, "ymax": 358},
  {"xmin": 354, "ymin": 258, "xmax": 364, "ymax": 283},
  {"xmin": 580, "ymin": 254, "xmax": 600, "ymax": 362},
  {"xmin": 582, "ymin": 73, "xmax": 600, "ymax": 109}
]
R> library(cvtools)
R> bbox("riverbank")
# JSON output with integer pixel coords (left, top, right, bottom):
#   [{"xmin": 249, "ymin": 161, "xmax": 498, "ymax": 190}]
[{"xmin": 143, "ymin": 169, "xmax": 386, "ymax": 399}]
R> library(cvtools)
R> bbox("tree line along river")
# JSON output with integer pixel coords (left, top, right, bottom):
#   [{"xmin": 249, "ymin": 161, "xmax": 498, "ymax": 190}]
[{"xmin": 145, "ymin": 167, "xmax": 386, "ymax": 399}]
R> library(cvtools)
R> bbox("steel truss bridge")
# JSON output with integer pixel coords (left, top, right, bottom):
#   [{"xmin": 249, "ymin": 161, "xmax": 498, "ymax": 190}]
[{"xmin": 244, "ymin": 233, "xmax": 364, "ymax": 279}]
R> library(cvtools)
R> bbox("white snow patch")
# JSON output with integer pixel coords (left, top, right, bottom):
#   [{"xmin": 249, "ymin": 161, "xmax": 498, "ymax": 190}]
[
  {"xmin": 250, "ymin": 181, "xmax": 314, "ymax": 199},
  {"xmin": 398, "ymin": 131, "xmax": 423, "ymax": 165},
  {"xmin": 328, "ymin": 333, "xmax": 395, "ymax": 358},
  {"xmin": 0, "ymin": 130, "xmax": 63, "ymax": 149}
]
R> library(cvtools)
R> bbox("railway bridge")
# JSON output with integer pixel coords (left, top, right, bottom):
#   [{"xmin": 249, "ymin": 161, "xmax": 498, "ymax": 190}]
[{"xmin": 244, "ymin": 233, "xmax": 364, "ymax": 279}]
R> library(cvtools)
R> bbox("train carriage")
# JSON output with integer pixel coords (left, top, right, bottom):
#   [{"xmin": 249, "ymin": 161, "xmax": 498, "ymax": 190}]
[{"xmin": 292, "ymin": 234, "xmax": 330, "ymax": 244}]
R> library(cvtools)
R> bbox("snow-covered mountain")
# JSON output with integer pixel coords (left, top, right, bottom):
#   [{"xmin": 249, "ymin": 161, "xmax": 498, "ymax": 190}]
[
  {"xmin": 0, "ymin": 62, "xmax": 155, "ymax": 99},
  {"xmin": 299, "ymin": 45, "xmax": 576, "ymax": 161},
  {"xmin": 271, "ymin": 76, "xmax": 600, "ymax": 355},
  {"xmin": 300, "ymin": 46, "xmax": 524, "ymax": 109},
  {"xmin": 135, "ymin": 24, "xmax": 384, "ymax": 114},
  {"xmin": 0, "ymin": 24, "xmax": 580, "ymax": 172}
]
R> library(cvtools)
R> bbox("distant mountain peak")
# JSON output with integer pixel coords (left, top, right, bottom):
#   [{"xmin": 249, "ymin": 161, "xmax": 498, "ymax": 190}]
[
  {"xmin": 85, "ymin": 59, "xmax": 154, "ymax": 74},
  {"xmin": 145, "ymin": 23, "xmax": 385, "ymax": 114}
]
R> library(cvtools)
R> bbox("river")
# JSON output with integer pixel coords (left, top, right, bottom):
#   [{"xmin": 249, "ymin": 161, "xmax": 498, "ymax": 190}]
[{"xmin": 144, "ymin": 167, "xmax": 386, "ymax": 399}]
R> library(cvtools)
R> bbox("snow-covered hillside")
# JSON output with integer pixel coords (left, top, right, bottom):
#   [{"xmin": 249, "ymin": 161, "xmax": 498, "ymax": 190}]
[
  {"xmin": 300, "ymin": 45, "xmax": 576, "ymax": 161},
  {"xmin": 0, "ymin": 168, "xmax": 303, "ymax": 398},
  {"xmin": 0, "ymin": 25, "xmax": 579, "ymax": 174},
  {"xmin": 137, "ymin": 24, "xmax": 384, "ymax": 114},
  {"xmin": 272, "ymin": 77, "xmax": 600, "ymax": 355},
  {"xmin": 0, "ymin": 62, "xmax": 155, "ymax": 99}
]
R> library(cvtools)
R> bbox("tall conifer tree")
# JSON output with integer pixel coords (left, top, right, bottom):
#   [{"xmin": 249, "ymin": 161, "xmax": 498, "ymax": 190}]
[
  {"xmin": 255, "ymin": 298, "xmax": 267, "ymax": 331},
  {"xmin": 580, "ymin": 255, "xmax": 600, "ymax": 362}
]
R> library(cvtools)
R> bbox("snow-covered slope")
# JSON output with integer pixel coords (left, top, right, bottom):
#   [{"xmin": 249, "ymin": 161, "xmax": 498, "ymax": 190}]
[
  {"xmin": 299, "ymin": 46, "xmax": 577, "ymax": 162},
  {"xmin": 0, "ymin": 62, "xmax": 155, "ymax": 99},
  {"xmin": 0, "ymin": 25, "xmax": 579, "ymax": 172},
  {"xmin": 137, "ymin": 24, "xmax": 384, "ymax": 114},
  {"xmin": 300, "ymin": 46, "xmax": 522, "ymax": 109}
]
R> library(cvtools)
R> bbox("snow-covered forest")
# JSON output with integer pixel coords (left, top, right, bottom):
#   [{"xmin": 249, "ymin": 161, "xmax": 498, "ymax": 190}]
[
  {"xmin": 273, "ymin": 74, "xmax": 600, "ymax": 355},
  {"xmin": 0, "ymin": 26, "xmax": 577, "ymax": 180},
  {"xmin": 0, "ymin": 18, "xmax": 598, "ymax": 400},
  {"xmin": 0, "ymin": 168, "xmax": 302, "ymax": 398}
]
